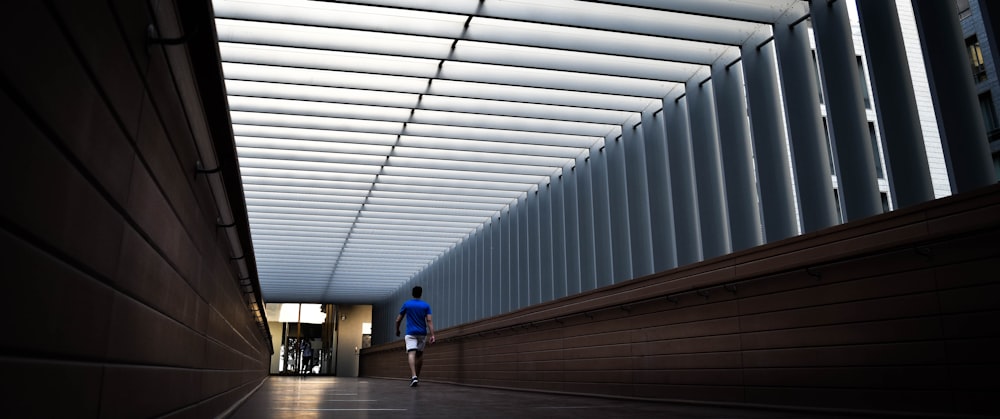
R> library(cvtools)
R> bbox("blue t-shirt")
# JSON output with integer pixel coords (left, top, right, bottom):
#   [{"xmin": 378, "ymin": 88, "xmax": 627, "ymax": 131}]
[{"xmin": 399, "ymin": 299, "xmax": 432, "ymax": 335}]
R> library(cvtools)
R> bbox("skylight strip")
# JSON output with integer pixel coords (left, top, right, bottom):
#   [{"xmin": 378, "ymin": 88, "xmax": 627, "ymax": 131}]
[
  {"xmin": 238, "ymin": 147, "xmax": 388, "ymax": 167},
  {"xmin": 251, "ymin": 251, "xmax": 341, "ymax": 259},
  {"xmin": 229, "ymin": 79, "xmax": 631, "ymax": 125},
  {"xmin": 247, "ymin": 212, "xmax": 360, "ymax": 223},
  {"xmin": 379, "ymin": 166, "xmax": 546, "ymax": 184},
  {"xmin": 350, "ymin": 220, "xmax": 475, "ymax": 232},
  {"xmin": 255, "ymin": 266, "xmax": 332, "ymax": 274},
  {"xmin": 242, "ymin": 176, "xmax": 374, "ymax": 191},
  {"xmin": 368, "ymin": 190, "xmax": 514, "ymax": 204},
  {"xmin": 359, "ymin": 204, "xmax": 497, "ymax": 218},
  {"xmin": 390, "ymin": 148, "xmax": 573, "ymax": 168},
  {"xmin": 375, "ymin": 175, "xmax": 533, "ymax": 191},
  {"xmin": 401, "ymin": 123, "xmax": 602, "ymax": 148},
  {"xmin": 363, "ymin": 198, "xmax": 501, "ymax": 211},
  {"xmin": 245, "ymin": 206, "xmax": 360, "ymax": 217},
  {"xmin": 230, "ymin": 110, "xmax": 403, "ymax": 134},
  {"xmin": 246, "ymin": 198, "xmax": 364, "ymax": 210},
  {"xmin": 245, "ymin": 183, "xmax": 517, "ymax": 204},
  {"xmin": 582, "ymin": 0, "xmax": 804, "ymax": 24},
  {"xmin": 232, "ymin": 111, "xmax": 601, "ymax": 148},
  {"xmin": 230, "ymin": 95, "xmax": 614, "ymax": 137},
  {"xmin": 216, "ymin": 18, "xmax": 701, "ymax": 83},
  {"xmin": 226, "ymin": 79, "xmax": 419, "ymax": 108},
  {"xmin": 213, "ymin": 0, "xmax": 730, "ymax": 62},
  {"xmin": 394, "ymin": 136, "xmax": 586, "ymax": 159},
  {"xmin": 250, "ymin": 229, "xmax": 351, "ymax": 239},
  {"xmin": 373, "ymin": 182, "xmax": 525, "ymax": 196},
  {"xmin": 238, "ymin": 157, "xmax": 383, "ymax": 175},
  {"xmin": 233, "ymin": 124, "xmax": 398, "ymax": 145},
  {"xmin": 331, "ymin": 0, "xmax": 759, "ymax": 45},
  {"xmin": 244, "ymin": 188, "xmax": 370, "ymax": 200},
  {"xmin": 331, "ymin": 271, "xmax": 419, "ymax": 278},
  {"xmin": 350, "ymin": 231, "xmax": 467, "ymax": 240},
  {"xmin": 357, "ymin": 210, "xmax": 487, "ymax": 224},
  {"xmin": 241, "ymin": 168, "xmax": 376, "ymax": 183},
  {"xmin": 223, "ymin": 63, "xmax": 654, "ymax": 112},
  {"xmin": 248, "ymin": 245, "xmax": 338, "ymax": 255},
  {"xmin": 349, "ymin": 237, "xmax": 459, "ymax": 246},
  {"xmin": 249, "ymin": 260, "xmax": 328, "ymax": 267},
  {"xmin": 216, "ymin": 18, "xmax": 454, "ymax": 60},
  {"xmin": 219, "ymin": 43, "xmax": 672, "ymax": 98},
  {"xmin": 386, "ymin": 155, "xmax": 565, "ymax": 176},
  {"xmin": 236, "ymin": 137, "xmax": 391, "ymax": 156},
  {"xmin": 340, "ymin": 245, "xmax": 448, "ymax": 254}
]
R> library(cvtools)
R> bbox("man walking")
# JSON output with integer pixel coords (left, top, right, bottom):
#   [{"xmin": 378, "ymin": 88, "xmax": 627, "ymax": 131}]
[{"xmin": 395, "ymin": 286, "xmax": 435, "ymax": 387}]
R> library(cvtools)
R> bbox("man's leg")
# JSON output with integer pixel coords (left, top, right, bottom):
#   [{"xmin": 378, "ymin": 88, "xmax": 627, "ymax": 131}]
[
  {"xmin": 415, "ymin": 351, "xmax": 424, "ymax": 377},
  {"xmin": 407, "ymin": 350, "xmax": 418, "ymax": 378}
]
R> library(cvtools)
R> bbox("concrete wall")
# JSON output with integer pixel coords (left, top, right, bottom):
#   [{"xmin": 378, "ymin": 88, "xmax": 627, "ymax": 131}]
[
  {"xmin": 336, "ymin": 305, "xmax": 372, "ymax": 377},
  {"xmin": 1, "ymin": 1, "xmax": 270, "ymax": 417},
  {"xmin": 362, "ymin": 185, "xmax": 1000, "ymax": 417}
]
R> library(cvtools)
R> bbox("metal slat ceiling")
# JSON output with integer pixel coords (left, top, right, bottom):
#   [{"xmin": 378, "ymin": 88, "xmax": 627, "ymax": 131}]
[{"xmin": 212, "ymin": 0, "xmax": 806, "ymax": 303}]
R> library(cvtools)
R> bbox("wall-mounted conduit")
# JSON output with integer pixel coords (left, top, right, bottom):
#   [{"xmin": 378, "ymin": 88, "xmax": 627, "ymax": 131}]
[{"xmin": 147, "ymin": 1, "xmax": 271, "ymax": 346}]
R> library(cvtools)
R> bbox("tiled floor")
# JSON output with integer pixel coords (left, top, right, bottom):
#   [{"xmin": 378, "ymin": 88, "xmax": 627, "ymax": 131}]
[{"xmin": 228, "ymin": 376, "xmax": 884, "ymax": 419}]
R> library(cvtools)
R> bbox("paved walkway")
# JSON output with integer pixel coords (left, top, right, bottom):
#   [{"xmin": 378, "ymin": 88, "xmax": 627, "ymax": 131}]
[{"xmin": 228, "ymin": 376, "xmax": 885, "ymax": 419}]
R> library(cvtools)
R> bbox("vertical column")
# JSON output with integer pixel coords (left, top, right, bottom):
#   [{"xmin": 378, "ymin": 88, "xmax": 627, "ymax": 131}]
[
  {"xmin": 516, "ymin": 195, "xmax": 530, "ymax": 308},
  {"xmin": 476, "ymin": 226, "xmax": 494, "ymax": 319},
  {"xmin": 459, "ymin": 240, "xmax": 468, "ymax": 324},
  {"xmin": 663, "ymin": 94, "xmax": 703, "ymax": 266},
  {"xmin": 774, "ymin": 16, "xmax": 839, "ymax": 232},
  {"xmin": 712, "ymin": 61, "xmax": 764, "ymax": 251},
  {"xmin": 911, "ymin": 0, "xmax": 995, "ymax": 192},
  {"xmin": 642, "ymin": 106, "xmax": 677, "ymax": 272},
  {"xmin": 686, "ymin": 78, "xmax": 732, "ymax": 259},
  {"xmin": 856, "ymin": 0, "xmax": 935, "ymax": 208},
  {"xmin": 590, "ymin": 140, "xmax": 615, "ymax": 288},
  {"xmin": 467, "ymin": 238, "xmax": 476, "ymax": 323},
  {"xmin": 502, "ymin": 206, "xmax": 515, "ymax": 313},
  {"xmin": 491, "ymin": 215, "xmax": 502, "ymax": 316},
  {"xmin": 575, "ymin": 153, "xmax": 597, "ymax": 291},
  {"xmin": 606, "ymin": 132, "xmax": 634, "ymax": 283},
  {"xmin": 550, "ymin": 173, "xmax": 568, "ymax": 299},
  {"xmin": 442, "ymin": 252, "xmax": 452, "ymax": 327},
  {"xmin": 472, "ymin": 232, "xmax": 480, "ymax": 321},
  {"xmin": 527, "ymin": 190, "xmax": 541, "ymax": 305},
  {"xmin": 538, "ymin": 184, "xmax": 554, "ymax": 302},
  {"xmin": 742, "ymin": 39, "xmax": 799, "ymax": 242},
  {"xmin": 811, "ymin": 0, "xmax": 883, "ymax": 221},
  {"xmin": 623, "ymin": 119, "xmax": 655, "ymax": 277},
  {"xmin": 476, "ymin": 227, "xmax": 486, "ymax": 320},
  {"xmin": 563, "ymin": 160, "xmax": 582, "ymax": 296},
  {"xmin": 451, "ymin": 250, "xmax": 459, "ymax": 326}
]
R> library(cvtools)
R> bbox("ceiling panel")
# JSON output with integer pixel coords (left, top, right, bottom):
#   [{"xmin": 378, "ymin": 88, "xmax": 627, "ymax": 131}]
[{"xmin": 211, "ymin": 0, "xmax": 806, "ymax": 303}]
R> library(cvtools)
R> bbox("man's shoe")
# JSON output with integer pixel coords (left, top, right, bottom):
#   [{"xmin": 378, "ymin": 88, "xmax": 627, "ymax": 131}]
[{"xmin": 410, "ymin": 376, "xmax": 419, "ymax": 387}]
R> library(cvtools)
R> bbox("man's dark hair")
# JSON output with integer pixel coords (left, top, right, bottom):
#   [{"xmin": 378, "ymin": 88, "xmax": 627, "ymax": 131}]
[{"xmin": 412, "ymin": 286, "xmax": 423, "ymax": 298}]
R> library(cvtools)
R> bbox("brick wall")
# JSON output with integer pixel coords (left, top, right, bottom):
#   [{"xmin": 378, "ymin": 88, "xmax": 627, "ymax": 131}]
[
  {"xmin": 361, "ymin": 185, "xmax": 1000, "ymax": 417},
  {"xmin": 0, "ymin": 1, "xmax": 269, "ymax": 417}
]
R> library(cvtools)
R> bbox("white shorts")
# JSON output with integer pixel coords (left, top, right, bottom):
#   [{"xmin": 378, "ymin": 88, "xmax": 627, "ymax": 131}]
[{"xmin": 404, "ymin": 335, "xmax": 427, "ymax": 352}]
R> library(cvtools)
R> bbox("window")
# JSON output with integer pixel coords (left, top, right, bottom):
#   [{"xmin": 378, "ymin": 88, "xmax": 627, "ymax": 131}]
[
  {"xmin": 833, "ymin": 189, "xmax": 844, "ymax": 223},
  {"xmin": 967, "ymin": 35, "xmax": 987, "ymax": 83},
  {"xmin": 868, "ymin": 122, "xmax": 884, "ymax": 179},
  {"xmin": 980, "ymin": 92, "xmax": 1000, "ymax": 137},
  {"xmin": 957, "ymin": 0, "xmax": 972, "ymax": 20},
  {"xmin": 857, "ymin": 56, "xmax": 871, "ymax": 109},
  {"xmin": 822, "ymin": 118, "xmax": 835, "ymax": 173},
  {"xmin": 812, "ymin": 51, "xmax": 824, "ymax": 105}
]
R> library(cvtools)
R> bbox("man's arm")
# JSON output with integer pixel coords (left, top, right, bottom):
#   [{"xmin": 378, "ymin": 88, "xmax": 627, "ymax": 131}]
[
  {"xmin": 395, "ymin": 314, "xmax": 403, "ymax": 337},
  {"xmin": 426, "ymin": 314, "xmax": 435, "ymax": 344}
]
